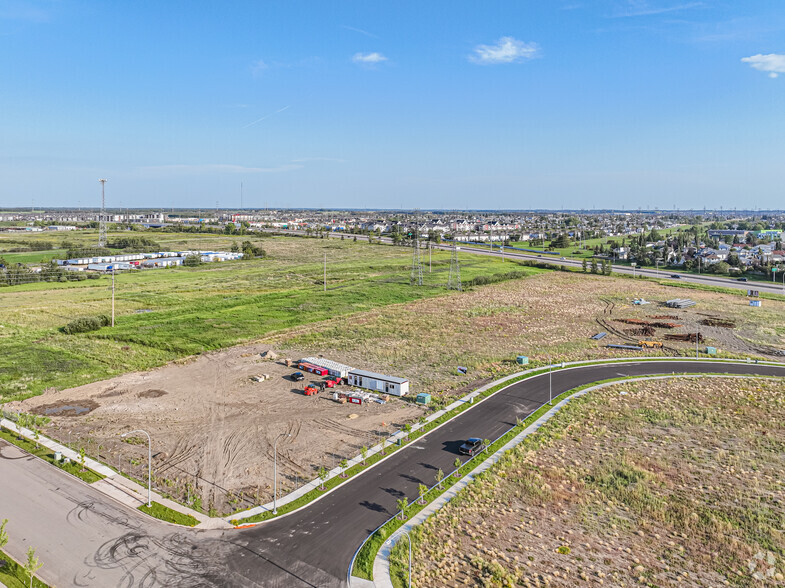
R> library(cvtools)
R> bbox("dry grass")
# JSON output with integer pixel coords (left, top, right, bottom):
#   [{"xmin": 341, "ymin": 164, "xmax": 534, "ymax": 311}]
[
  {"xmin": 395, "ymin": 377, "xmax": 785, "ymax": 587},
  {"xmin": 267, "ymin": 271, "xmax": 785, "ymax": 404}
]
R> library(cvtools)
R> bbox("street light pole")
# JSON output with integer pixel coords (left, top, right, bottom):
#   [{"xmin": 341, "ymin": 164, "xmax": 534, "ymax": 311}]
[
  {"xmin": 548, "ymin": 356, "xmax": 552, "ymax": 406},
  {"xmin": 273, "ymin": 432, "xmax": 291, "ymax": 514},
  {"xmin": 696, "ymin": 332, "xmax": 699, "ymax": 360},
  {"xmin": 400, "ymin": 530, "xmax": 412, "ymax": 588},
  {"xmin": 121, "ymin": 429, "xmax": 152, "ymax": 507}
]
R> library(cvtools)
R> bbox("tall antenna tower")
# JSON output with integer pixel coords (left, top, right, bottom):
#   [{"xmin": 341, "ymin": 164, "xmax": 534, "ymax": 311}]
[
  {"xmin": 410, "ymin": 227, "xmax": 423, "ymax": 286},
  {"xmin": 98, "ymin": 179, "xmax": 108, "ymax": 247},
  {"xmin": 448, "ymin": 243, "xmax": 461, "ymax": 291}
]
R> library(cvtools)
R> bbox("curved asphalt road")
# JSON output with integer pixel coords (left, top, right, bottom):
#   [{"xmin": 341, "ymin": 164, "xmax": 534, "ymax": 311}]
[{"xmin": 3, "ymin": 361, "xmax": 784, "ymax": 587}]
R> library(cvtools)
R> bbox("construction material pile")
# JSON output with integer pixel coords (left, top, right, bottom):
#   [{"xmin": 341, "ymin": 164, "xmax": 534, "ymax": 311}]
[
  {"xmin": 666, "ymin": 298, "xmax": 696, "ymax": 309},
  {"xmin": 665, "ymin": 333, "xmax": 704, "ymax": 343}
]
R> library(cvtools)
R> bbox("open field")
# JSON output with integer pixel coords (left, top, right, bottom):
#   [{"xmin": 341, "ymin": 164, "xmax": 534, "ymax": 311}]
[
  {"xmin": 4, "ymin": 238, "xmax": 784, "ymax": 515},
  {"xmin": 1, "ymin": 237, "xmax": 541, "ymax": 401},
  {"xmin": 266, "ymin": 270, "xmax": 785, "ymax": 405},
  {"xmin": 392, "ymin": 377, "xmax": 785, "ymax": 587}
]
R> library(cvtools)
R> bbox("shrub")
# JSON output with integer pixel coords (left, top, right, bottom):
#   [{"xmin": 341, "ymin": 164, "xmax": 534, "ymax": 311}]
[{"xmin": 62, "ymin": 315, "xmax": 108, "ymax": 334}]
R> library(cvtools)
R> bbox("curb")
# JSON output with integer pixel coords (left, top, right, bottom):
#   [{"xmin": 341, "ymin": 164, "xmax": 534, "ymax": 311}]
[{"xmin": 367, "ymin": 373, "xmax": 780, "ymax": 588}]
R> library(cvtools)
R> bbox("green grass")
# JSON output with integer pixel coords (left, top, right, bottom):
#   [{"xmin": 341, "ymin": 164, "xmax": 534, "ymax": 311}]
[
  {"xmin": 0, "ymin": 236, "xmax": 544, "ymax": 401},
  {"xmin": 0, "ymin": 549, "xmax": 49, "ymax": 588},
  {"xmin": 0, "ymin": 426, "xmax": 104, "ymax": 483},
  {"xmin": 137, "ymin": 501, "xmax": 199, "ymax": 527}
]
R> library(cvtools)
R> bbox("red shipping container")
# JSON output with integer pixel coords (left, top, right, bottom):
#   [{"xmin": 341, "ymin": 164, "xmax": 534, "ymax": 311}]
[{"xmin": 348, "ymin": 396, "xmax": 362, "ymax": 405}]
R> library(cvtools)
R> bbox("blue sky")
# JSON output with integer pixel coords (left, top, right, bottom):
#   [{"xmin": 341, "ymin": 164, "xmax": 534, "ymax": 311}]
[{"xmin": 1, "ymin": 1, "xmax": 784, "ymax": 210}]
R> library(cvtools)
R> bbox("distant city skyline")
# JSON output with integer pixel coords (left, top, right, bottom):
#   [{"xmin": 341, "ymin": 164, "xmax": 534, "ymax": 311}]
[{"xmin": 1, "ymin": 1, "xmax": 784, "ymax": 210}]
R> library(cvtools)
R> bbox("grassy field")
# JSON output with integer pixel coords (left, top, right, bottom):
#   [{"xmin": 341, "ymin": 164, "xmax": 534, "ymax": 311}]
[
  {"xmin": 391, "ymin": 376, "xmax": 785, "ymax": 587},
  {"xmin": 0, "ymin": 236, "xmax": 544, "ymax": 401}
]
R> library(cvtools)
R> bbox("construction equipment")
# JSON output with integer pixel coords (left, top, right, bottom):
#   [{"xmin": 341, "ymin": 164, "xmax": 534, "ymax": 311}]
[
  {"xmin": 303, "ymin": 385, "xmax": 319, "ymax": 396},
  {"xmin": 638, "ymin": 340, "xmax": 663, "ymax": 349}
]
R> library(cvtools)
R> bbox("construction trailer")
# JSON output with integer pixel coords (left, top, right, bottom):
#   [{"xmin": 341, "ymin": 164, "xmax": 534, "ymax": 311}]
[
  {"xmin": 300, "ymin": 357, "xmax": 354, "ymax": 379},
  {"xmin": 297, "ymin": 362, "xmax": 328, "ymax": 376},
  {"xmin": 347, "ymin": 369, "xmax": 409, "ymax": 397}
]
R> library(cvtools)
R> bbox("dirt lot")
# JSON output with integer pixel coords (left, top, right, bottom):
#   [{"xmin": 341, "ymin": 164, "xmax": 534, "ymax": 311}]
[
  {"xmin": 393, "ymin": 377, "xmax": 785, "ymax": 587},
  {"xmin": 9, "ymin": 343, "xmax": 423, "ymax": 515}
]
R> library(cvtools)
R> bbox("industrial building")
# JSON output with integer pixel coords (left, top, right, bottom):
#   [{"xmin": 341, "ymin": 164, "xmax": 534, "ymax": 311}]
[{"xmin": 347, "ymin": 369, "xmax": 409, "ymax": 397}]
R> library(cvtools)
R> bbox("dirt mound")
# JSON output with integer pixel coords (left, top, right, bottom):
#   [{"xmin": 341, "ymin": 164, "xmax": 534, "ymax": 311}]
[
  {"xmin": 616, "ymin": 318, "xmax": 682, "ymax": 329},
  {"xmin": 97, "ymin": 387, "xmax": 127, "ymax": 398},
  {"xmin": 34, "ymin": 399, "xmax": 99, "ymax": 417},
  {"xmin": 137, "ymin": 389, "xmax": 167, "ymax": 398},
  {"xmin": 624, "ymin": 326, "xmax": 656, "ymax": 336},
  {"xmin": 701, "ymin": 318, "xmax": 736, "ymax": 328}
]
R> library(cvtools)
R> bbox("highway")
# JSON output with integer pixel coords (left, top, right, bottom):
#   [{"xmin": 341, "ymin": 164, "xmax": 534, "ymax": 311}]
[
  {"xmin": 257, "ymin": 228, "xmax": 785, "ymax": 296},
  {"xmin": 3, "ymin": 360, "xmax": 784, "ymax": 587}
]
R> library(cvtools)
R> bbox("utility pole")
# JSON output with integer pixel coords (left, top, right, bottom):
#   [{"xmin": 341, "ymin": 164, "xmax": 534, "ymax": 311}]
[
  {"xmin": 98, "ymin": 179, "xmax": 108, "ymax": 247},
  {"xmin": 323, "ymin": 253, "xmax": 327, "ymax": 292},
  {"xmin": 410, "ymin": 228, "xmax": 423, "ymax": 286},
  {"xmin": 428, "ymin": 241, "xmax": 432, "ymax": 273},
  {"xmin": 111, "ymin": 266, "xmax": 116, "ymax": 327}
]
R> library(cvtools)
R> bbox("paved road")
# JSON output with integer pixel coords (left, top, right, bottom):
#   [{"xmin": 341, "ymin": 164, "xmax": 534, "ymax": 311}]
[
  {"xmin": 3, "ymin": 361, "xmax": 784, "ymax": 587},
  {"xmin": 258, "ymin": 228, "xmax": 785, "ymax": 296}
]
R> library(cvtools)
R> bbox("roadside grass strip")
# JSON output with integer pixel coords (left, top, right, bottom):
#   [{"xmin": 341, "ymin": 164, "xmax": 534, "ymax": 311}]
[
  {"xmin": 0, "ymin": 549, "xmax": 49, "ymax": 588},
  {"xmin": 351, "ymin": 371, "xmax": 785, "ymax": 583},
  {"xmin": 0, "ymin": 425, "xmax": 103, "ymax": 484},
  {"xmin": 233, "ymin": 358, "xmax": 783, "ymax": 526},
  {"xmin": 138, "ymin": 502, "xmax": 199, "ymax": 527}
]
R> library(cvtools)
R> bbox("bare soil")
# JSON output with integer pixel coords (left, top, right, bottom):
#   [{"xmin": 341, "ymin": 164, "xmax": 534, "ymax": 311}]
[
  {"xmin": 399, "ymin": 377, "xmax": 785, "ymax": 587},
  {"xmin": 11, "ymin": 343, "xmax": 423, "ymax": 514}
]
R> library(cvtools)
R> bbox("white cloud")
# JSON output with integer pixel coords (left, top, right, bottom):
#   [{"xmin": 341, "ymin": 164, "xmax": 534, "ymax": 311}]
[
  {"xmin": 251, "ymin": 59, "xmax": 268, "ymax": 77},
  {"xmin": 741, "ymin": 53, "xmax": 785, "ymax": 78},
  {"xmin": 341, "ymin": 25, "xmax": 378, "ymax": 39},
  {"xmin": 611, "ymin": 1, "xmax": 703, "ymax": 18},
  {"xmin": 352, "ymin": 52, "xmax": 388, "ymax": 64},
  {"xmin": 469, "ymin": 36, "xmax": 540, "ymax": 65}
]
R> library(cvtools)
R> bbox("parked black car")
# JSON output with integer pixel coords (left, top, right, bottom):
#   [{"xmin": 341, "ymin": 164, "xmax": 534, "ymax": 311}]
[
  {"xmin": 737, "ymin": 277, "xmax": 748, "ymax": 282},
  {"xmin": 459, "ymin": 438, "xmax": 486, "ymax": 456},
  {"xmin": 291, "ymin": 372, "xmax": 305, "ymax": 382}
]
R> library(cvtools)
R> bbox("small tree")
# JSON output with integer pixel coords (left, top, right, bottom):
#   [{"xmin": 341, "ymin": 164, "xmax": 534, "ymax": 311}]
[
  {"xmin": 453, "ymin": 457, "xmax": 462, "ymax": 477},
  {"xmin": 483, "ymin": 439, "xmax": 491, "ymax": 453},
  {"xmin": 33, "ymin": 426, "xmax": 40, "ymax": 448},
  {"xmin": 339, "ymin": 459, "xmax": 349, "ymax": 478},
  {"xmin": 24, "ymin": 546, "xmax": 43, "ymax": 588},
  {"xmin": 435, "ymin": 468, "xmax": 444, "ymax": 487},
  {"xmin": 381, "ymin": 438, "xmax": 388, "ymax": 456},
  {"xmin": 360, "ymin": 445, "xmax": 368, "ymax": 465},
  {"xmin": 590, "ymin": 258, "xmax": 598, "ymax": 274},
  {"xmin": 79, "ymin": 446, "xmax": 87, "ymax": 472},
  {"xmin": 418, "ymin": 483, "xmax": 428, "ymax": 505},
  {"xmin": 582, "ymin": 258, "xmax": 587, "ymax": 272},
  {"xmin": 396, "ymin": 498, "xmax": 408, "ymax": 520},
  {"xmin": 318, "ymin": 466, "xmax": 329, "ymax": 490},
  {"xmin": 402, "ymin": 423, "xmax": 412, "ymax": 439}
]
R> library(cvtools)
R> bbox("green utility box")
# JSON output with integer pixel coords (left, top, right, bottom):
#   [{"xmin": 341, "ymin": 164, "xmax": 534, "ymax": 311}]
[
  {"xmin": 415, "ymin": 393, "xmax": 431, "ymax": 405},
  {"xmin": 516, "ymin": 356, "xmax": 529, "ymax": 365},
  {"xmin": 705, "ymin": 346, "xmax": 717, "ymax": 355}
]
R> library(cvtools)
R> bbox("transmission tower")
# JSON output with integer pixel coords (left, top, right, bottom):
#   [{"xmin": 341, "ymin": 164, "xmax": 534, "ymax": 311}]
[
  {"xmin": 448, "ymin": 243, "xmax": 461, "ymax": 291},
  {"xmin": 410, "ymin": 228, "xmax": 423, "ymax": 286},
  {"xmin": 98, "ymin": 179, "xmax": 108, "ymax": 247}
]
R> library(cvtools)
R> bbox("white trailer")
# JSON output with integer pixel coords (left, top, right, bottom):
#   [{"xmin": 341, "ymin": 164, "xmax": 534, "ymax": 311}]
[{"xmin": 347, "ymin": 369, "xmax": 409, "ymax": 397}]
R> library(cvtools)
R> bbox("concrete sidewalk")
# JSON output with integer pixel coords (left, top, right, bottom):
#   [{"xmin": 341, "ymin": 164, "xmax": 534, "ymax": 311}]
[
  {"xmin": 365, "ymin": 387, "xmax": 593, "ymax": 588},
  {"xmin": 0, "ymin": 417, "xmax": 228, "ymax": 529}
]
